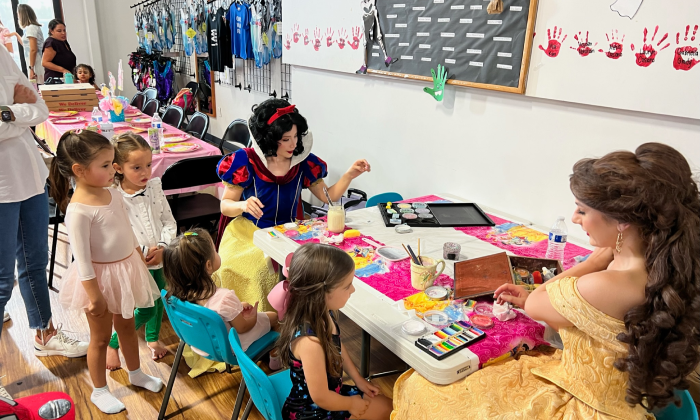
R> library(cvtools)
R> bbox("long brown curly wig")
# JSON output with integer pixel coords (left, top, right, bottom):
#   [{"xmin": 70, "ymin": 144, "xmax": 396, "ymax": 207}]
[{"xmin": 569, "ymin": 142, "xmax": 700, "ymax": 410}]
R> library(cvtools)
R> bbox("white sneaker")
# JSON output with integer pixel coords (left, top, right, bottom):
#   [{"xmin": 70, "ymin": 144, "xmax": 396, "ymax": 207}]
[
  {"xmin": 2, "ymin": 311, "xmax": 9, "ymax": 323},
  {"xmin": 0, "ymin": 377, "xmax": 12, "ymax": 401},
  {"xmin": 34, "ymin": 325, "xmax": 89, "ymax": 358}
]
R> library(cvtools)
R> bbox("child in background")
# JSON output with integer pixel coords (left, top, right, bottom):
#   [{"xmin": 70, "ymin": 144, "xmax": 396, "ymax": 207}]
[
  {"xmin": 276, "ymin": 243, "xmax": 392, "ymax": 420},
  {"xmin": 163, "ymin": 228, "xmax": 280, "ymax": 360},
  {"xmin": 106, "ymin": 133, "xmax": 176, "ymax": 369},
  {"xmin": 49, "ymin": 130, "xmax": 163, "ymax": 414},
  {"xmin": 74, "ymin": 63, "xmax": 100, "ymax": 90}
]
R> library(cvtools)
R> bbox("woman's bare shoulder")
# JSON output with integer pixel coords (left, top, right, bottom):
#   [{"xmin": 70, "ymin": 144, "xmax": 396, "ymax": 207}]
[{"xmin": 576, "ymin": 269, "xmax": 647, "ymax": 320}]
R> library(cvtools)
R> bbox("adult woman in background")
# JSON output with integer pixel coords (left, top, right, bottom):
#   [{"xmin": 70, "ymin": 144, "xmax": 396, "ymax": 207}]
[
  {"xmin": 41, "ymin": 19, "xmax": 75, "ymax": 82},
  {"xmin": 391, "ymin": 142, "xmax": 700, "ymax": 419},
  {"xmin": 17, "ymin": 4, "xmax": 44, "ymax": 83}
]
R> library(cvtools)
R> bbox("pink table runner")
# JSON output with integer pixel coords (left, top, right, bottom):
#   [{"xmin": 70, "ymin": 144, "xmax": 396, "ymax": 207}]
[
  {"xmin": 36, "ymin": 110, "xmax": 222, "ymax": 195},
  {"xmin": 280, "ymin": 194, "xmax": 591, "ymax": 367}
]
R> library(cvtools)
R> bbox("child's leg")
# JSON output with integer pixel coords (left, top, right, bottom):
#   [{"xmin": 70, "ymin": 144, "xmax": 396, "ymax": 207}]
[
  {"xmin": 144, "ymin": 269, "xmax": 167, "ymax": 360},
  {"xmin": 85, "ymin": 310, "xmax": 126, "ymax": 414},
  {"xmin": 113, "ymin": 313, "xmax": 163, "ymax": 393},
  {"xmin": 106, "ymin": 304, "xmax": 155, "ymax": 369},
  {"xmin": 351, "ymin": 394, "xmax": 393, "ymax": 420}
]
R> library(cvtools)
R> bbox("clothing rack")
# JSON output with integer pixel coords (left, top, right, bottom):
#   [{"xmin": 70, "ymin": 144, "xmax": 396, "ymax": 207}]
[{"xmin": 130, "ymin": 0, "xmax": 162, "ymax": 9}]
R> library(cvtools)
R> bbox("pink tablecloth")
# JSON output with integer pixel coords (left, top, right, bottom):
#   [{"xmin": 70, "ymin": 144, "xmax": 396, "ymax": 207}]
[{"xmin": 36, "ymin": 110, "xmax": 222, "ymax": 194}]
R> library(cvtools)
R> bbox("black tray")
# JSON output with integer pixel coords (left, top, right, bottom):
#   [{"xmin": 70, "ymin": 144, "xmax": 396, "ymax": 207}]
[{"xmin": 378, "ymin": 202, "xmax": 495, "ymax": 228}]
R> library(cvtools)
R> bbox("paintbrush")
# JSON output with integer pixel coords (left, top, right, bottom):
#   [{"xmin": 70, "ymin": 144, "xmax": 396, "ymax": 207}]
[
  {"xmin": 402, "ymin": 244, "xmax": 418, "ymax": 264},
  {"xmin": 407, "ymin": 245, "xmax": 422, "ymax": 266},
  {"xmin": 322, "ymin": 185, "xmax": 333, "ymax": 206},
  {"xmin": 418, "ymin": 238, "xmax": 421, "ymax": 258}
]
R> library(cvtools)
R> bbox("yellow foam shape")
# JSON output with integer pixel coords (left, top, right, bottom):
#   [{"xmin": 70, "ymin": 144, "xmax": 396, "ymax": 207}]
[{"xmin": 343, "ymin": 229, "xmax": 361, "ymax": 238}]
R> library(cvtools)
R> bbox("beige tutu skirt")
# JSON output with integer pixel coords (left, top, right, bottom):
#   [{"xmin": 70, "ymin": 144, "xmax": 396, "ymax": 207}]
[{"xmin": 59, "ymin": 251, "xmax": 160, "ymax": 318}]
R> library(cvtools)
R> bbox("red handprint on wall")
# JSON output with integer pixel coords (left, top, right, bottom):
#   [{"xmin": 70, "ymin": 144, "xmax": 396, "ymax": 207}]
[
  {"xmin": 673, "ymin": 24, "xmax": 699, "ymax": 71},
  {"xmin": 349, "ymin": 26, "xmax": 363, "ymax": 50},
  {"xmin": 598, "ymin": 30, "xmax": 625, "ymax": 59},
  {"xmin": 292, "ymin": 24, "xmax": 300, "ymax": 43},
  {"xmin": 285, "ymin": 34, "xmax": 291, "ymax": 50},
  {"xmin": 538, "ymin": 26, "xmax": 567, "ymax": 58},
  {"xmin": 570, "ymin": 31, "xmax": 597, "ymax": 57},
  {"xmin": 325, "ymin": 28, "xmax": 334, "ymax": 48},
  {"xmin": 303, "ymin": 29, "xmax": 310, "ymax": 46},
  {"xmin": 313, "ymin": 27, "xmax": 322, "ymax": 51},
  {"xmin": 630, "ymin": 26, "xmax": 670, "ymax": 68},
  {"xmin": 337, "ymin": 28, "xmax": 348, "ymax": 49}
]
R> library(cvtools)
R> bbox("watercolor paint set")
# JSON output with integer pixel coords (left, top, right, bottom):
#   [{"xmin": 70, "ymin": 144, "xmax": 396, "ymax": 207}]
[
  {"xmin": 377, "ymin": 202, "xmax": 495, "ymax": 228},
  {"xmin": 414, "ymin": 320, "xmax": 486, "ymax": 360}
]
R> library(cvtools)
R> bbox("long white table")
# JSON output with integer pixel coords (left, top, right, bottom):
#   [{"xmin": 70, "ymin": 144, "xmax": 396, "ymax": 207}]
[{"xmin": 253, "ymin": 193, "xmax": 590, "ymax": 384}]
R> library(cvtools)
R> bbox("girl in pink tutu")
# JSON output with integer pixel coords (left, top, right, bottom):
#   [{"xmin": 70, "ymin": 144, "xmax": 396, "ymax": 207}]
[{"xmin": 49, "ymin": 130, "xmax": 163, "ymax": 415}]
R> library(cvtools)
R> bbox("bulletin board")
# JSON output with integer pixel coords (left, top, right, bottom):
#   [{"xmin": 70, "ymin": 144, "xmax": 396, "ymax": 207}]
[
  {"xmin": 526, "ymin": 0, "xmax": 700, "ymax": 119},
  {"xmin": 283, "ymin": 0, "xmax": 539, "ymax": 94}
]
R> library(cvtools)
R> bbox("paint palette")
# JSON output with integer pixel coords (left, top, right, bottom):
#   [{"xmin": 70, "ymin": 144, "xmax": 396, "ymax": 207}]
[
  {"xmin": 415, "ymin": 320, "xmax": 486, "ymax": 360},
  {"xmin": 377, "ymin": 202, "xmax": 495, "ymax": 228}
]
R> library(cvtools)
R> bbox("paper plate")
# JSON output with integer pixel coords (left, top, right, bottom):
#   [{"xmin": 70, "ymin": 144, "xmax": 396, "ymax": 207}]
[
  {"xmin": 49, "ymin": 111, "xmax": 78, "ymax": 117},
  {"xmin": 124, "ymin": 110, "xmax": 142, "ymax": 116},
  {"xmin": 130, "ymin": 117, "xmax": 152, "ymax": 126},
  {"xmin": 162, "ymin": 142, "xmax": 200, "ymax": 153},
  {"xmin": 52, "ymin": 117, "xmax": 85, "ymax": 124},
  {"xmin": 163, "ymin": 133, "xmax": 191, "ymax": 143}
]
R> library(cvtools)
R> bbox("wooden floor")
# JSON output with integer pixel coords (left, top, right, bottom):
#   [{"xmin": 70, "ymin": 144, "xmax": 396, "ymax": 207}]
[{"xmin": 0, "ymin": 224, "xmax": 404, "ymax": 419}]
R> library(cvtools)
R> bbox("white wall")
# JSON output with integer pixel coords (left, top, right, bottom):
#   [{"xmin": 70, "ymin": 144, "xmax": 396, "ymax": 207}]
[
  {"xmin": 76, "ymin": 2, "xmax": 700, "ymax": 243},
  {"xmin": 62, "ymin": 0, "xmax": 104, "ymax": 85}
]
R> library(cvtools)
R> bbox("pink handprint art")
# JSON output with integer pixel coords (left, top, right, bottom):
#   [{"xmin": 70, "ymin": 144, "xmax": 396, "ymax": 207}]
[
  {"xmin": 336, "ymin": 28, "xmax": 348, "ymax": 49},
  {"xmin": 292, "ymin": 23, "xmax": 300, "ymax": 43},
  {"xmin": 285, "ymin": 34, "xmax": 291, "ymax": 50},
  {"xmin": 303, "ymin": 28, "xmax": 310, "ymax": 46},
  {"xmin": 349, "ymin": 26, "xmax": 363, "ymax": 50},
  {"xmin": 630, "ymin": 26, "xmax": 670, "ymax": 68},
  {"xmin": 313, "ymin": 27, "xmax": 322, "ymax": 51},
  {"xmin": 598, "ymin": 30, "xmax": 625, "ymax": 59},
  {"xmin": 325, "ymin": 28, "xmax": 334, "ymax": 48},
  {"xmin": 570, "ymin": 31, "xmax": 597, "ymax": 57},
  {"xmin": 673, "ymin": 24, "xmax": 699, "ymax": 71},
  {"xmin": 538, "ymin": 26, "xmax": 567, "ymax": 58}
]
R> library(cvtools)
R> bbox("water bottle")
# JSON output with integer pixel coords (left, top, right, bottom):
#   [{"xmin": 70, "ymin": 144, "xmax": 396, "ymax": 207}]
[
  {"xmin": 151, "ymin": 113, "xmax": 164, "ymax": 147},
  {"xmin": 545, "ymin": 216, "xmax": 568, "ymax": 262},
  {"xmin": 100, "ymin": 122, "xmax": 114, "ymax": 139},
  {"xmin": 64, "ymin": 72, "xmax": 74, "ymax": 84},
  {"xmin": 91, "ymin": 107, "xmax": 103, "ymax": 123}
]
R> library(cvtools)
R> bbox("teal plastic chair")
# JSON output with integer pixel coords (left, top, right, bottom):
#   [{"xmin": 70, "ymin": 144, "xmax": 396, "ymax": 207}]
[
  {"xmin": 654, "ymin": 389, "xmax": 698, "ymax": 420},
  {"xmin": 366, "ymin": 192, "xmax": 403, "ymax": 208},
  {"xmin": 229, "ymin": 329, "xmax": 292, "ymax": 420},
  {"xmin": 159, "ymin": 290, "xmax": 280, "ymax": 420}
]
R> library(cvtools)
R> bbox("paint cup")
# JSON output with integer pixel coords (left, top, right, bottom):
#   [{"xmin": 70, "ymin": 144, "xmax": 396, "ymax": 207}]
[
  {"xmin": 443, "ymin": 242, "xmax": 461, "ymax": 260},
  {"xmin": 327, "ymin": 202, "xmax": 345, "ymax": 233},
  {"xmin": 410, "ymin": 256, "xmax": 446, "ymax": 291}
]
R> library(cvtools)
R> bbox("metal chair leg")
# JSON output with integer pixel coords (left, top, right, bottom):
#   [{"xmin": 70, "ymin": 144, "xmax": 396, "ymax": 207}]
[
  {"xmin": 225, "ymin": 363, "xmax": 232, "ymax": 373},
  {"xmin": 239, "ymin": 398, "xmax": 254, "ymax": 420},
  {"xmin": 231, "ymin": 380, "xmax": 247, "ymax": 420},
  {"xmin": 48, "ymin": 220, "xmax": 59, "ymax": 292},
  {"xmin": 158, "ymin": 340, "xmax": 186, "ymax": 420}
]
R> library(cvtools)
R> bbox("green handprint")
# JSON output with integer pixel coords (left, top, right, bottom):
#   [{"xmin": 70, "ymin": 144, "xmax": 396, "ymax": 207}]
[{"xmin": 423, "ymin": 65, "xmax": 448, "ymax": 101}]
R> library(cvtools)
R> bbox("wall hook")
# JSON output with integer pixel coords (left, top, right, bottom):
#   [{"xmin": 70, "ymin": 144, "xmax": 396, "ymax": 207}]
[{"xmin": 269, "ymin": 90, "xmax": 277, "ymax": 98}]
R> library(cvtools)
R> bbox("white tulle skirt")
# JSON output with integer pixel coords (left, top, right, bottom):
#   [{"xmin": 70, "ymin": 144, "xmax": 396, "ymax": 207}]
[{"xmin": 59, "ymin": 251, "xmax": 160, "ymax": 318}]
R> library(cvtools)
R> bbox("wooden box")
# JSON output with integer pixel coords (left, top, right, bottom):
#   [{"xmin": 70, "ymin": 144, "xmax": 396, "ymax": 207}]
[
  {"xmin": 40, "ymin": 83, "xmax": 98, "ymax": 111},
  {"xmin": 454, "ymin": 252, "xmax": 564, "ymax": 300}
]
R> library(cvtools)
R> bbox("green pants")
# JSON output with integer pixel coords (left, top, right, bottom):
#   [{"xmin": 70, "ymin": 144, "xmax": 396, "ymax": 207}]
[{"xmin": 109, "ymin": 268, "xmax": 165, "ymax": 348}]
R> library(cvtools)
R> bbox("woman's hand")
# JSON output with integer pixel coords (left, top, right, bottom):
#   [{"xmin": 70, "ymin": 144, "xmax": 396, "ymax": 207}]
[
  {"xmin": 13, "ymin": 84, "xmax": 37, "ymax": 104},
  {"xmin": 349, "ymin": 395, "xmax": 370, "ymax": 418},
  {"xmin": 88, "ymin": 295, "xmax": 108, "ymax": 318},
  {"xmin": 29, "ymin": 69, "xmax": 37, "ymax": 80},
  {"xmin": 494, "ymin": 283, "xmax": 530, "ymax": 308},
  {"xmin": 355, "ymin": 379, "xmax": 380, "ymax": 398},
  {"xmin": 241, "ymin": 197, "xmax": 264, "ymax": 219},
  {"xmin": 345, "ymin": 159, "xmax": 371, "ymax": 180}
]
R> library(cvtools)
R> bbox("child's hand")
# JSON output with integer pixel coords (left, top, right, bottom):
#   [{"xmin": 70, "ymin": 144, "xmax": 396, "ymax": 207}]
[
  {"xmin": 356, "ymin": 379, "xmax": 380, "ymax": 398},
  {"xmin": 88, "ymin": 296, "xmax": 108, "ymax": 318},
  {"xmin": 345, "ymin": 159, "xmax": 371, "ymax": 179},
  {"xmin": 146, "ymin": 247, "xmax": 164, "ymax": 266},
  {"xmin": 242, "ymin": 301, "xmax": 259, "ymax": 319},
  {"xmin": 349, "ymin": 395, "xmax": 370, "ymax": 418}
]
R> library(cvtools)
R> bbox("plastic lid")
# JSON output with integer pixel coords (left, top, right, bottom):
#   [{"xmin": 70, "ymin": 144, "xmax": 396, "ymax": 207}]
[
  {"xmin": 556, "ymin": 216, "xmax": 565, "ymax": 220},
  {"xmin": 423, "ymin": 310, "xmax": 450, "ymax": 327},
  {"xmin": 402, "ymin": 319, "xmax": 427, "ymax": 335}
]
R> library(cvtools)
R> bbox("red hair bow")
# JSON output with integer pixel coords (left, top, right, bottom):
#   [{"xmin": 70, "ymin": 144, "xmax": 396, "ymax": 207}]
[{"xmin": 267, "ymin": 105, "xmax": 296, "ymax": 125}]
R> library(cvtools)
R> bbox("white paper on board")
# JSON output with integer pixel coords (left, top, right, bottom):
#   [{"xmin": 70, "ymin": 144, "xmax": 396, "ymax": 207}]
[{"xmin": 610, "ymin": 0, "xmax": 644, "ymax": 19}]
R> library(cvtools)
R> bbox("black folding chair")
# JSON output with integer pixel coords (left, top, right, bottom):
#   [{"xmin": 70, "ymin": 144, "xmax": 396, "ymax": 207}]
[
  {"xmin": 162, "ymin": 105, "xmax": 184, "ymax": 129},
  {"xmin": 142, "ymin": 99, "xmax": 160, "ymax": 117},
  {"xmin": 161, "ymin": 155, "xmax": 223, "ymax": 234},
  {"xmin": 131, "ymin": 92, "xmax": 146, "ymax": 111},
  {"xmin": 47, "ymin": 195, "xmax": 64, "ymax": 292},
  {"xmin": 221, "ymin": 119, "xmax": 250, "ymax": 154},
  {"xmin": 183, "ymin": 111, "xmax": 210, "ymax": 140},
  {"xmin": 143, "ymin": 87, "xmax": 158, "ymax": 101}
]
